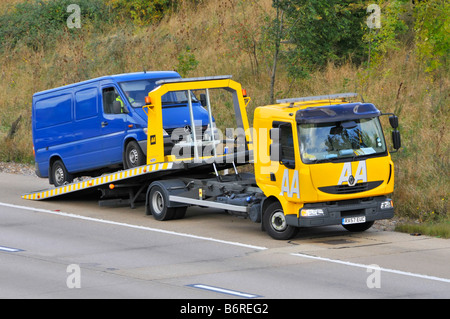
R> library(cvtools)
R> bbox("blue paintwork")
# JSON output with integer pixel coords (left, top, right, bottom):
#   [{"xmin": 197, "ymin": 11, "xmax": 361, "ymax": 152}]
[{"xmin": 32, "ymin": 71, "xmax": 210, "ymax": 178}]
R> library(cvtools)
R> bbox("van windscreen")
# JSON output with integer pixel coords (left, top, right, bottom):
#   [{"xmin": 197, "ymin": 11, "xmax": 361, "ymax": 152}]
[{"xmin": 119, "ymin": 80, "xmax": 198, "ymax": 108}]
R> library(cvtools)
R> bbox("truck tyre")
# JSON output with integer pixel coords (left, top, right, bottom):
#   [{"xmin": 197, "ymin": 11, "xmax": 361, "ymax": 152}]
[
  {"xmin": 342, "ymin": 221, "xmax": 374, "ymax": 232},
  {"xmin": 173, "ymin": 207, "xmax": 187, "ymax": 220},
  {"xmin": 263, "ymin": 202, "xmax": 299, "ymax": 240},
  {"xmin": 148, "ymin": 185, "xmax": 176, "ymax": 220},
  {"xmin": 124, "ymin": 140, "xmax": 145, "ymax": 169},
  {"xmin": 51, "ymin": 160, "xmax": 73, "ymax": 187}
]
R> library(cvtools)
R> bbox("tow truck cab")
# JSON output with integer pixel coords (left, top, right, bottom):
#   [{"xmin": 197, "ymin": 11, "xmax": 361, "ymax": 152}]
[{"xmin": 254, "ymin": 94, "xmax": 401, "ymax": 238}]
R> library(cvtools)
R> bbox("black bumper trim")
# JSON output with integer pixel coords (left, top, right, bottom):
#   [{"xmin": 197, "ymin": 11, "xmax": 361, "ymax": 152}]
[{"xmin": 286, "ymin": 196, "xmax": 394, "ymax": 228}]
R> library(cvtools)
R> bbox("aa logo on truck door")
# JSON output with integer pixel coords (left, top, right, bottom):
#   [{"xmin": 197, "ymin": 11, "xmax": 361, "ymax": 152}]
[
  {"xmin": 338, "ymin": 161, "xmax": 367, "ymax": 186},
  {"xmin": 280, "ymin": 169, "xmax": 300, "ymax": 198}
]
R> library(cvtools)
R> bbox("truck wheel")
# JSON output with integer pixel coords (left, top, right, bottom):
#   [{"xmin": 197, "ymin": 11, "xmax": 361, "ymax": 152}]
[
  {"xmin": 149, "ymin": 185, "xmax": 175, "ymax": 221},
  {"xmin": 342, "ymin": 221, "xmax": 374, "ymax": 232},
  {"xmin": 263, "ymin": 202, "xmax": 299, "ymax": 240},
  {"xmin": 51, "ymin": 160, "xmax": 73, "ymax": 187},
  {"xmin": 173, "ymin": 207, "xmax": 187, "ymax": 219},
  {"xmin": 124, "ymin": 141, "xmax": 145, "ymax": 169}
]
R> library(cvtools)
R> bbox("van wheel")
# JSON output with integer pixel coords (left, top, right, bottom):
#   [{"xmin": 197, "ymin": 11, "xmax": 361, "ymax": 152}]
[
  {"xmin": 51, "ymin": 160, "xmax": 73, "ymax": 187},
  {"xmin": 124, "ymin": 141, "xmax": 145, "ymax": 169},
  {"xmin": 263, "ymin": 202, "xmax": 299, "ymax": 240}
]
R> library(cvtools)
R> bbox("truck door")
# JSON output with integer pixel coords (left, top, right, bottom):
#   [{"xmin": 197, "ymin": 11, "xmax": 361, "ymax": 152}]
[
  {"xmin": 271, "ymin": 121, "xmax": 300, "ymax": 200},
  {"xmin": 100, "ymin": 85, "xmax": 128, "ymax": 164}
]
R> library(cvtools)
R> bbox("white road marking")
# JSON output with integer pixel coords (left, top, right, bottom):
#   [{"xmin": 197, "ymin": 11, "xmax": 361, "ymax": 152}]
[
  {"xmin": 0, "ymin": 201, "xmax": 267, "ymax": 251},
  {"xmin": 291, "ymin": 253, "xmax": 450, "ymax": 284},
  {"xmin": 188, "ymin": 284, "xmax": 261, "ymax": 298},
  {"xmin": 0, "ymin": 246, "xmax": 22, "ymax": 252},
  {"xmin": 2, "ymin": 201, "xmax": 449, "ymax": 285}
]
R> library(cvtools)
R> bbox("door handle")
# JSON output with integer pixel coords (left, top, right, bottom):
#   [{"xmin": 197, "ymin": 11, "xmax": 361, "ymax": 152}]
[{"xmin": 101, "ymin": 121, "xmax": 108, "ymax": 127}]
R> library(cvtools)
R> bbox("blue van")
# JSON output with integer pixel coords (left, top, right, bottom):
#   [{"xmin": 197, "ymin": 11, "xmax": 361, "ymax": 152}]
[{"xmin": 32, "ymin": 71, "xmax": 212, "ymax": 186}]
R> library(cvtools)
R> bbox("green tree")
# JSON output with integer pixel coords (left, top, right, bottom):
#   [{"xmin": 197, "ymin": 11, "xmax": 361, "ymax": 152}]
[
  {"xmin": 276, "ymin": 0, "xmax": 368, "ymax": 78},
  {"xmin": 363, "ymin": 0, "xmax": 409, "ymax": 68},
  {"xmin": 414, "ymin": 0, "xmax": 449, "ymax": 75}
]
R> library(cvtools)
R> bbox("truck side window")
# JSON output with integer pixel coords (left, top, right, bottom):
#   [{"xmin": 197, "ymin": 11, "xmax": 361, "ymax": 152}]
[
  {"xmin": 280, "ymin": 123, "xmax": 295, "ymax": 167},
  {"xmin": 102, "ymin": 87, "xmax": 122, "ymax": 114},
  {"xmin": 272, "ymin": 121, "xmax": 295, "ymax": 168}
]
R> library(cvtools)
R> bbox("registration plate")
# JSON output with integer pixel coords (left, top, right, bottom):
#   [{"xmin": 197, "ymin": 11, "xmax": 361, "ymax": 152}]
[{"xmin": 342, "ymin": 216, "xmax": 366, "ymax": 225}]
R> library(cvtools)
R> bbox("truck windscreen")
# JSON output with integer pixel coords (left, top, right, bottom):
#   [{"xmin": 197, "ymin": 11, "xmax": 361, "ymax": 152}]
[
  {"xmin": 298, "ymin": 117, "xmax": 387, "ymax": 163},
  {"xmin": 119, "ymin": 80, "xmax": 198, "ymax": 108}
]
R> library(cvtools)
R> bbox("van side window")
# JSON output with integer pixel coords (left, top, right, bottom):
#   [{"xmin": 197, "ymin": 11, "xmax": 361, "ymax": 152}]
[{"xmin": 102, "ymin": 87, "xmax": 122, "ymax": 114}]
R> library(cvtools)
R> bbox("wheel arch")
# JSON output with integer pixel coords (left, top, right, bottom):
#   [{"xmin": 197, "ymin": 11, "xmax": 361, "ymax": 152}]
[
  {"xmin": 122, "ymin": 136, "xmax": 146, "ymax": 168},
  {"xmin": 260, "ymin": 195, "xmax": 280, "ymax": 231},
  {"xmin": 145, "ymin": 179, "xmax": 187, "ymax": 215},
  {"xmin": 48, "ymin": 154, "xmax": 63, "ymax": 184}
]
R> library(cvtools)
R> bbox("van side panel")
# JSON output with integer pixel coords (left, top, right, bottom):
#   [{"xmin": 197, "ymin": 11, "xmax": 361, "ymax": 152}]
[
  {"xmin": 33, "ymin": 83, "xmax": 122, "ymax": 178},
  {"xmin": 33, "ymin": 91, "xmax": 74, "ymax": 178},
  {"xmin": 35, "ymin": 93, "xmax": 72, "ymax": 130},
  {"xmin": 66, "ymin": 85, "xmax": 108, "ymax": 172}
]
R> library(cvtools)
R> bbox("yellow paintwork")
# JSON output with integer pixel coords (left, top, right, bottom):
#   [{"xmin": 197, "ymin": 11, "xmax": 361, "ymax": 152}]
[
  {"xmin": 144, "ymin": 78, "xmax": 252, "ymax": 165},
  {"xmin": 21, "ymin": 162, "xmax": 174, "ymax": 200},
  {"xmin": 253, "ymin": 98, "xmax": 394, "ymax": 217}
]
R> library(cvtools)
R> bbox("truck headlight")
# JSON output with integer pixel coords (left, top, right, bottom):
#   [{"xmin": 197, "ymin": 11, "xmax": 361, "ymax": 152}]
[
  {"xmin": 301, "ymin": 208, "xmax": 325, "ymax": 217},
  {"xmin": 380, "ymin": 200, "xmax": 393, "ymax": 209}
]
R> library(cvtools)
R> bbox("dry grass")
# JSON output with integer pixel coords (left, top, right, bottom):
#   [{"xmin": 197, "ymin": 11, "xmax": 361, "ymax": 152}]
[{"xmin": 0, "ymin": 0, "xmax": 448, "ymax": 220}]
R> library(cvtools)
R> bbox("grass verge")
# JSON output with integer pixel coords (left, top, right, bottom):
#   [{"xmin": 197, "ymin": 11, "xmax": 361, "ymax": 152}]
[{"xmin": 395, "ymin": 219, "xmax": 450, "ymax": 239}]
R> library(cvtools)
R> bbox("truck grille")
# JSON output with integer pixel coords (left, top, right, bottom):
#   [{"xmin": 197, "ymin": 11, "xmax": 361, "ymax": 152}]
[{"xmin": 319, "ymin": 180, "xmax": 383, "ymax": 195}]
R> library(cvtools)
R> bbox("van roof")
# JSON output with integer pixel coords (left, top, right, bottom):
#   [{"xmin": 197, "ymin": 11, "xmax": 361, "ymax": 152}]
[{"xmin": 33, "ymin": 71, "xmax": 181, "ymax": 97}]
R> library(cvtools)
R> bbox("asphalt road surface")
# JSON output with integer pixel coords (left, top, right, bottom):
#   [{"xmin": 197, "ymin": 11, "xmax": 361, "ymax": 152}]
[{"xmin": 0, "ymin": 172, "xmax": 449, "ymax": 301}]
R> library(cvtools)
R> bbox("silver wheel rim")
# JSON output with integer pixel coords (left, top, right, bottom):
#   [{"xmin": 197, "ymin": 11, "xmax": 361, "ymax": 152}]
[
  {"xmin": 55, "ymin": 167, "xmax": 64, "ymax": 185},
  {"xmin": 129, "ymin": 149, "xmax": 139, "ymax": 165},
  {"xmin": 152, "ymin": 190, "xmax": 164, "ymax": 215},
  {"xmin": 271, "ymin": 210, "xmax": 287, "ymax": 231}
]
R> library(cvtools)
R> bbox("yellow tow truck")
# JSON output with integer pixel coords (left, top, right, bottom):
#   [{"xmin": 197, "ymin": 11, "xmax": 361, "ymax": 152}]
[{"xmin": 23, "ymin": 76, "xmax": 401, "ymax": 240}]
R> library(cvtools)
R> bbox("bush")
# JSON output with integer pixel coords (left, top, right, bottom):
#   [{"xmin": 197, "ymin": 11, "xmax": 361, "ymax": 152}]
[
  {"xmin": 107, "ymin": 0, "xmax": 174, "ymax": 25},
  {"xmin": 0, "ymin": 0, "xmax": 114, "ymax": 51}
]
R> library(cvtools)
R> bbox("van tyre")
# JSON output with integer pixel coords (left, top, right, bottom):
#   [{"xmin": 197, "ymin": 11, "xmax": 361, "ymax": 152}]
[
  {"xmin": 51, "ymin": 160, "xmax": 73, "ymax": 187},
  {"xmin": 263, "ymin": 202, "xmax": 299, "ymax": 240},
  {"xmin": 148, "ymin": 185, "xmax": 176, "ymax": 221},
  {"xmin": 124, "ymin": 141, "xmax": 145, "ymax": 169}
]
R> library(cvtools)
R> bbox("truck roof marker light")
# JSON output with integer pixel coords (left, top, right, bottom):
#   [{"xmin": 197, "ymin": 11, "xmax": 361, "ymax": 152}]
[{"xmin": 276, "ymin": 93, "xmax": 358, "ymax": 104}]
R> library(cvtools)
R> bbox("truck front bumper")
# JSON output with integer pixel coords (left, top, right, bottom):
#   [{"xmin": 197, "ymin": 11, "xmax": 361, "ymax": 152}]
[{"xmin": 286, "ymin": 196, "xmax": 394, "ymax": 228}]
